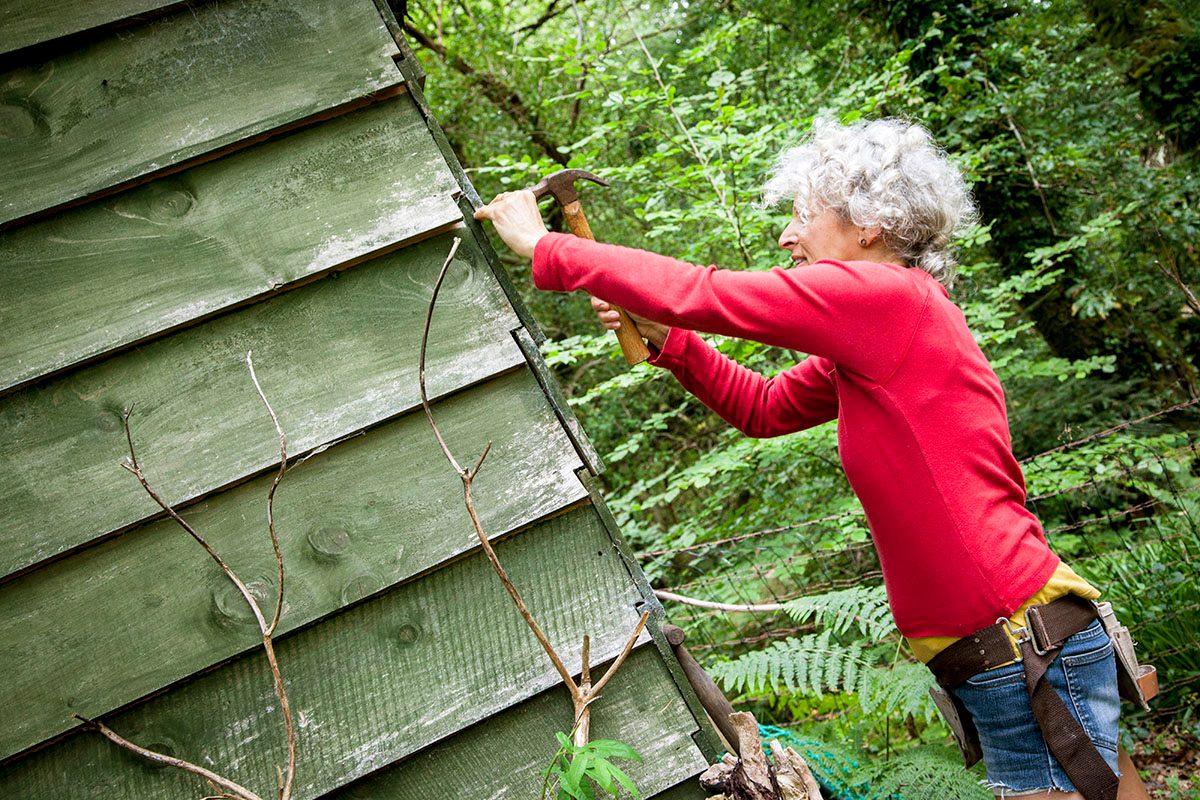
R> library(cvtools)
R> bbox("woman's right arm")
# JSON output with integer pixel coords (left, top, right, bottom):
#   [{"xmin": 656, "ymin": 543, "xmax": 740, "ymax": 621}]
[{"xmin": 536, "ymin": 232, "xmax": 923, "ymax": 384}]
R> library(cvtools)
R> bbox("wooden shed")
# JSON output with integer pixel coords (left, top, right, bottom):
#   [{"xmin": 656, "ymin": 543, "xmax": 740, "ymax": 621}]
[{"xmin": 0, "ymin": 3, "xmax": 718, "ymax": 797}]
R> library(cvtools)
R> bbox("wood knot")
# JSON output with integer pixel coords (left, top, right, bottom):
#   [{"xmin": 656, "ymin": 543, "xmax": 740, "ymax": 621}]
[
  {"xmin": 141, "ymin": 737, "xmax": 179, "ymax": 768},
  {"xmin": 395, "ymin": 623, "xmax": 421, "ymax": 645},
  {"xmin": 145, "ymin": 183, "xmax": 196, "ymax": 221},
  {"xmin": 0, "ymin": 101, "xmax": 41, "ymax": 140},
  {"xmin": 341, "ymin": 573, "xmax": 383, "ymax": 606},
  {"xmin": 307, "ymin": 526, "xmax": 350, "ymax": 558},
  {"xmin": 95, "ymin": 410, "xmax": 124, "ymax": 433},
  {"xmin": 211, "ymin": 576, "xmax": 274, "ymax": 628}
]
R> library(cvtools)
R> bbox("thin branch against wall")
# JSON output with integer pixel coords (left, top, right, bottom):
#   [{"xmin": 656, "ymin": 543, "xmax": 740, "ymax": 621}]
[
  {"xmin": 82, "ymin": 353, "xmax": 297, "ymax": 800},
  {"xmin": 75, "ymin": 718, "xmax": 266, "ymax": 800},
  {"xmin": 248, "ymin": 351, "xmax": 288, "ymax": 636},
  {"xmin": 419, "ymin": 238, "xmax": 650, "ymax": 748}
]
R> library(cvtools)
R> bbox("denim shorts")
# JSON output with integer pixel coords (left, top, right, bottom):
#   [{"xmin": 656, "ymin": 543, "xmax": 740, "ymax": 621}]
[{"xmin": 950, "ymin": 619, "xmax": 1121, "ymax": 796}]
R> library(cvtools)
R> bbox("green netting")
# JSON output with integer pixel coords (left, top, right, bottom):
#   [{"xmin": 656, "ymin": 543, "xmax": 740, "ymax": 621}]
[{"xmin": 758, "ymin": 724, "xmax": 871, "ymax": 800}]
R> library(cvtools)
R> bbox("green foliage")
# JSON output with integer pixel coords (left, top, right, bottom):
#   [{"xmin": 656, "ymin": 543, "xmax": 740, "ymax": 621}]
[
  {"xmin": 712, "ymin": 633, "xmax": 938, "ymax": 722},
  {"xmin": 408, "ymin": 0, "xmax": 1200, "ymax": 787},
  {"xmin": 782, "ymin": 585, "xmax": 894, "ymax": 641},
  {"xmin": 542, "ymin": 733, "xmax": 643, "ymax": 800},
  {"xmin": 846, "ymin": 745, "xmax": 991, "ymax": 800}
]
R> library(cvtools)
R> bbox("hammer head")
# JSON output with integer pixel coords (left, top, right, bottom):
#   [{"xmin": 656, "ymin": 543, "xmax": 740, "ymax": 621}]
[{"xmin": 529, "ymin": 168, "xmax": 609, "ymax": 207}]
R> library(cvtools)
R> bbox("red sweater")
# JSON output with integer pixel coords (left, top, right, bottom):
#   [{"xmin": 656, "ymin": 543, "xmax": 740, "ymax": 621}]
[{"xmin": 533, "ymin": 232, "xmax": 1059, "ymax": 638}]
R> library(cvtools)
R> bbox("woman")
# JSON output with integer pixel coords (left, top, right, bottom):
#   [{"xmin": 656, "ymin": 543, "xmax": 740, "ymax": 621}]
[{"xmin": 475, "ymin": 118, "xmax": 1146, "ymax": 800}]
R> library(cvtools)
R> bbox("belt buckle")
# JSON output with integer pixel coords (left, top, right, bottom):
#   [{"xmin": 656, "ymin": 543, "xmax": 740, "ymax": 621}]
[
  {"xmin": 997, "ymin": 615, "xmax": 1051, "ymax": 658},
  {"xmin": 995, "ymin": 616, "xmax": 1046, "ymax": 660}
]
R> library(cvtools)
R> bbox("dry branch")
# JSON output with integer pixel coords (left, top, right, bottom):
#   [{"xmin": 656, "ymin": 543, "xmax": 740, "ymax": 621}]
[
  {"xmin": 75, "ymin": 716, "xmax": 265, "ymax": 800},
  {"xmin": 418, "ymin": 238, "xmax": 651, "ymax": 751},
  {"xmin": 92, "ymin": 353, "xmax": 296, "ymax": 800}
]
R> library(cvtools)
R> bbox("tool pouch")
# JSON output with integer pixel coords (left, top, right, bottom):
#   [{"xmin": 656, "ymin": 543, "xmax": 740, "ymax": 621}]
[
  {"xmin": 929, "ymin": 684, "xmax": 983, "ymax": 768},
  {"xmin": 1095, "ymin": 601, "xmax": 1157, "ymax": 709}
]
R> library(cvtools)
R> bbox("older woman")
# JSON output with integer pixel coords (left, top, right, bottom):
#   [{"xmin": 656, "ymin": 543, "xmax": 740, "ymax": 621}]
[{"xmin": 475, "ymin": 118, "xmax": 1146, "ymax": 800}]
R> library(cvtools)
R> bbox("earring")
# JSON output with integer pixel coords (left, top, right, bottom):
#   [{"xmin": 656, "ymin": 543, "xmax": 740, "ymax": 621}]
[{"xmin": 858, "ymin": 237, "xmax": 868, "ymax": 247}]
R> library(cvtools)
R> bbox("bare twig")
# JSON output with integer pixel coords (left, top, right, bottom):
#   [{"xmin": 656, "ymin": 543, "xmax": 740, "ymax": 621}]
[
  {"xmin": 588, "ymin": 610, "xmax": 649, "ymax": 697},
  {"xmin": 420, "ymin": 237, "xmax": 576, "ymax": 690},
  {"xmin": 120, "ymin": 410, "xmax": 269, "ymax": 635},
  {"xmin": 76, "ymin": 716, "xmax": 265, "ymax": 800},
  {"xmin": 247, "ymin": 350, "xmax": 288, "ymax": 637},
  {"xmin": 985, "ymin": 78, "xmax": 1058, "ymax": 236},
  {"xmin": 654, "ymin": 590, "xmax": 785, "ymax": 613},
  {"xmin": 419, "ymin": 239, "xmax": 652, "ymax": 750},
  {"xmin": 103, "ymin": 357, "xmax": 298, "ymax": 800}
]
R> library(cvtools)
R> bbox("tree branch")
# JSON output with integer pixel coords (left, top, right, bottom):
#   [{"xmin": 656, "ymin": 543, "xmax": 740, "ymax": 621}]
[
  {"xmin": 100, "ymin": 358, "xmax": 298, "ymax": 800},
  {"xmin": 403, "ymin": 20, "xmax": 570, "ymax": 166},
  {"xmin": 76, "ymin": 717, "xmax": 265, "ymax": 800},
  {"xmin": 420, "ymin": 239, "xmax": 653, "ymax": 751}
]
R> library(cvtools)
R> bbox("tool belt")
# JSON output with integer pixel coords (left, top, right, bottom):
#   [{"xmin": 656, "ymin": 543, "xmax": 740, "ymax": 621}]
[{"xmin": 925, "ymin": 595, "xmax": 1157, "ymax": 800}]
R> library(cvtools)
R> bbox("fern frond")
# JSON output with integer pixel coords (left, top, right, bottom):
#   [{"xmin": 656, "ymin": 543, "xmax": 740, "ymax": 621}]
[
  {"xmin": 781, "ymin": 585, "xmax": 894, "ymax": 641},
  {"xmin": 857, "ymin": 662, "xmax": 937, "ymax": 720},
  {"xmin": 849, "ymin": 745, "xmax": 989, "ymax": 800},
  {"xmin": 712, "ymin": 635, "xmax": 940, "ymax": 722},
  {"xmin": 710, "ymin": 632, "xmax": 868, "ymax": 698}
]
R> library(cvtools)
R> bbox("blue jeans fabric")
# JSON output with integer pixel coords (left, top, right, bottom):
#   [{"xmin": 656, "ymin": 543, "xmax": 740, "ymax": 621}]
[{"xmin": 950, "ymin": 619, "xmax": 1121, "ymax": 795}]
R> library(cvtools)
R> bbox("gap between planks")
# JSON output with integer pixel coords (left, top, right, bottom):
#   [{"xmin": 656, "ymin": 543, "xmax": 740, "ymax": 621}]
[
  {"xmin": 0, "ymin": 218, "xmax": 466, "ymax": 402},
  {"xmin": 0, "ymin": 353, "xmax": 522, "ymax": 590},
  {"xmin": 0, "ymin": 84, "xmax": 409, "ymax": 235}
]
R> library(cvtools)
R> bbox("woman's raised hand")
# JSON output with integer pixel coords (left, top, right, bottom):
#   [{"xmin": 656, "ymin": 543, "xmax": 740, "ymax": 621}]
[
  {"xmin": 590, "ymin": 296, "xmax": 670, "ymax": 349},
  {"xmin": 472, "ymin": 190, "xmax": 548, "ymax": 259}
]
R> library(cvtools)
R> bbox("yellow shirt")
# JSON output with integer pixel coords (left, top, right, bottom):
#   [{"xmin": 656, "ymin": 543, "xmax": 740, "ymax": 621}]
[{"xmin": 907, "ymin": 561, "xmax": 1101, "ymax": 664}]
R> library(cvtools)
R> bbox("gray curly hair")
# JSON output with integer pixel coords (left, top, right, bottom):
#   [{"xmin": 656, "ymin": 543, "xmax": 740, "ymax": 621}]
[{"xmin": 763, "ymin": 117, "xmax": 977, "ymax": 287}]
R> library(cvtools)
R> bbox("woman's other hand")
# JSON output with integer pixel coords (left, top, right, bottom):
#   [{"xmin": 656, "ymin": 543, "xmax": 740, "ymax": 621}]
[
  {"xmin": 473, "ymin": 191, "xmax": 548, "ymax": 259},
  {"xmin": 590, "ymin": 296, "xmax": 669, "ymax": 349}
]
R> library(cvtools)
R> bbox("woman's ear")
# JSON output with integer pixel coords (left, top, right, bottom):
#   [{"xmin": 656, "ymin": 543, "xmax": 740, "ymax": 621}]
[{"xmin": 858, "ymin": 226, "xmax": 882, "ymax": 247}]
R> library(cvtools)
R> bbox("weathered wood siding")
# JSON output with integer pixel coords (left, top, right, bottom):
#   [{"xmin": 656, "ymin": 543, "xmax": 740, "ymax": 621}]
[{"xmin": 0, "ymin": 2, "xmax": 714, "ymax": 798}]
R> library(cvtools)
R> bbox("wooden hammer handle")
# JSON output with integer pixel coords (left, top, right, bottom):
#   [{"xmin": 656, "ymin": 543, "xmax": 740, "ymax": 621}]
[
  {"xmin": 661, "ymin": 623, "xmax": 740, "ymax": 752},
  {"xmin": 561, "ymin": 200, "xmax": 651, "ymax": 366}
]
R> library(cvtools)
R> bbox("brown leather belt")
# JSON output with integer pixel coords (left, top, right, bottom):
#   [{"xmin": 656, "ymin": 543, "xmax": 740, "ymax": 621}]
[{"xmin": 926, "ymin": 594, "xmax": 1119, "ymax": 800}]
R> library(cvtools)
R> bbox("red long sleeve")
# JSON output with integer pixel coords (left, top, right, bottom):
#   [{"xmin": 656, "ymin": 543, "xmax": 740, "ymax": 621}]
[
  {"xmin": 534, "ymin": 232, "xmax": 1059, "ymax": 638},
  {"xmin": 535, "ymin": 233, "xmax": 923, "ymax": 382},
  {"xmin": 650, "ymin": 328, "xmax": 838, "ymax": 438}
]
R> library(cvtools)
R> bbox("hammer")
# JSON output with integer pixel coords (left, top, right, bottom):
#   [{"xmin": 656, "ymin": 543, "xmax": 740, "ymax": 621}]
[{"xmin": 530, "ymin": 169, "xmax": 651, "ymax": 366}]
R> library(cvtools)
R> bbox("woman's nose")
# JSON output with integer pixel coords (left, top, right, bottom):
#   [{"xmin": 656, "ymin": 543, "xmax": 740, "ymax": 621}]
[{"xmin": 779, "ymin": 222, "xmax": 800, "ymax": 249}]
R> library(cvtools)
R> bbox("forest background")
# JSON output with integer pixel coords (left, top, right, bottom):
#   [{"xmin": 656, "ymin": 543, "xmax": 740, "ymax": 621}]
[{"xmin": 399, "ymin": 0, "xmax": 1200, "ymax": 796}]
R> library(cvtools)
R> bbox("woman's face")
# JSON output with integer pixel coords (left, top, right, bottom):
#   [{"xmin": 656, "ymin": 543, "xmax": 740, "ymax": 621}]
[{"xmin": 778, "ymin": 204, "xmax": 864, "ymax": 265}]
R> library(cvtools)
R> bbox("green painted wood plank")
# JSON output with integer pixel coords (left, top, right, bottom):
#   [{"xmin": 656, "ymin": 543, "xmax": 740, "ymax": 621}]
[
  {"xmin": 331, "ymin": 646, "xmax": 708, "ymax": 800},
  {"xmin": 0, "ymin": 0, "xmax": 402, "ymax": 227},
  {"xmin": 0, "ymin": 506, "xmax": 655, "ymax": 798},
  {"xmin": 0, "ymin": 232, "xmax": 522, "ymax": 579},
  {"xmin": 577, "ymin": 470, "xmax": 726, "ymax": 763},
  {"xmin": 0, "ymin": 2, "xmax": 182, "ymax": 56},
  {"xmin": 0, "ymin": 369, "xmax": 586, "ymax": 760},
  {"xmin": 0, "ymin": 95, "xmax": 460, "ymax": 394},
  {"xmin": 516, "ymin": 326, "xmax": 603, "ymax": 475}
]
